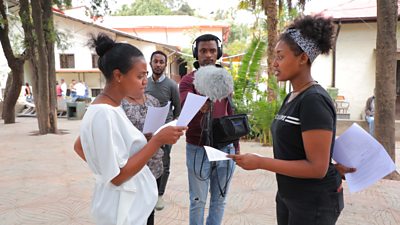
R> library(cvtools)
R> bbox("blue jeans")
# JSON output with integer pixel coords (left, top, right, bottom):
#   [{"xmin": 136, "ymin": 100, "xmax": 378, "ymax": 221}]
[
  {"xmin": 186, "ymin": 143, "xmax": 236, "ymax": 225},
  {"xmin": 366, "ymin": 116, "xmax": 374, "ymax": 136}
]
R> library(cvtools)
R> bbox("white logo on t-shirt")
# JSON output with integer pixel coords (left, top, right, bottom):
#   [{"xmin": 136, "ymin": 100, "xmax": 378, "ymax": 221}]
[{"xmin": 275, "ymin": 114, "xmax": 301, "ymax": 125}]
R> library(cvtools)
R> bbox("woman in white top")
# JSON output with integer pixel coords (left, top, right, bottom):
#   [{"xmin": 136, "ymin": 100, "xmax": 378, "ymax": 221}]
[{"xmin": 73, "ymin": 33, "xmax": 186, "ymax": 225}]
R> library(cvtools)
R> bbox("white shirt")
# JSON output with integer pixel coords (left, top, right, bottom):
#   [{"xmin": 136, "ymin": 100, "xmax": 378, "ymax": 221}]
[
  {"xmin": 150, "ymin": 74, "xmax": 166, "ymax": 83},
  {"xmin": 61, "ymin": 82, "xmax": 67, "ymax": 96},
  {"xmin": 74, "ymin": 82, "xmax": 86, "ymax": 97},
  {"xmin": 80, "ymin": 104, "xmax": 157, "ymax": 225}
]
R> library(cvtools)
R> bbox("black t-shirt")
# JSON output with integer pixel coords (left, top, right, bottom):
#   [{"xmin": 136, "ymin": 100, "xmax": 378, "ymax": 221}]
[{"xmin": 271, "ymin": 84, "xmax": 341, "ymax": 197}]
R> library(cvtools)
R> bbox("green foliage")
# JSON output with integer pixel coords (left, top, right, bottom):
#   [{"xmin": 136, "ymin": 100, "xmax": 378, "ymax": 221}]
[
  {"xmin": 0, "ymin": 17, "xmax": 6, "ymax": 28},
  {"xmin": 232, "ymin": 38, "xmax": 286, "ymax": 145},
  {"xmin": 163, "ymin": 0, "xmax": 183, "ymax": 9},
  {"xmin": 113, "ymin": 0, "xmax": 194, "ymax": 16},
  {"xmin": 55, "ymin": 30, "xmax": 72, "ymax": 51},
  {"xmin": 174, "ymin": 2, "xmax": 194, "ymax": 16},
  {"xmin": 180, "ymin": 47, "xmax": 195, "ymax": 71},
  {"xmin": 234, "ymin": 38, "xmax": 266, "ymax": 110},
  {"xmin": 278, "ymin": 3, "xmax": 301, "ymax": 31},
  {"xmin": 88, "ymin": 0, "xmax": 113, "ymax": 17},
  {"xmin": 212, "ymin": 8, "xmax": 250, "ymax": 57},
  {"xmin": 224, "ymin": 39, "xmax": 248, "ymax": 56},
  {"xmin": 237, "ymin": 0, "xmax": 267, "ymax": 39},
  {"xmin": 179, "ymin": 27, "xmax": 202, "ymax": 69},
  {"xmin": 114, "ymin": 0, "xmax": 172, "ymax": 16},
  {"xmin": 53, "ymin": 0, "xmax": 72, "ymax": 10},
  {"xmin": 3, "ymin": 14, "xmax": 25, "ymax": 55},
  {"xmin": 250, "ymin": 76, "xmax": 286, "ymax": 145},
  {"xmin": 228, "ymin": 23, "xmax": 250, "ymax": 42}
]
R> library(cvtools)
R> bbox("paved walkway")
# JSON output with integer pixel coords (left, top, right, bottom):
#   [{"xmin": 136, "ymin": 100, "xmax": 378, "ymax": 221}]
[{"xmin": 0, "ymin": 118, "xmax": 399, "ymax": 225}]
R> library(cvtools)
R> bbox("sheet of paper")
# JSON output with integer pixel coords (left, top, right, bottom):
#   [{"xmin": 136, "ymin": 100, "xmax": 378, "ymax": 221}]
[
  {"xmin": 333, "ymin": 123, "xmax": 396, "ymax": 193},
  {"xmin": 154, "ymin": 120, "xmax": 177, "ymax": 135},
  {"xmin": 142, "ymin": 102, "xmax": 170, "ymax": 134},
  {"xmin": 176, "ymin": 93, "xmax": 208, "ymax": 127},
  {"xmin": 204, "ymin": 146, "xmax": 230, "ymax": 161}
]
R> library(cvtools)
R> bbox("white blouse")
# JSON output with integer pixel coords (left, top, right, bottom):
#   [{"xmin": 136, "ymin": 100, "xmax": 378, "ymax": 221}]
[{"xmin": 80, "ymin": 104, "xmax": 157, "ymax": 225}]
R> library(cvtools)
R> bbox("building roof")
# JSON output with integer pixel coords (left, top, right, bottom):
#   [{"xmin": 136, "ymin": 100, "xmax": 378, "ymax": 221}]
[
  {"xmin": 314, "ymin": 0, "xmax": 400, "ymax": 23},
  {"xmin": 53, "ymin": 12, "xmax": 180, "ymax": 51},
  {"xmin": 96, "ymin": 15, "xmax": 229, "ymax": 29}
]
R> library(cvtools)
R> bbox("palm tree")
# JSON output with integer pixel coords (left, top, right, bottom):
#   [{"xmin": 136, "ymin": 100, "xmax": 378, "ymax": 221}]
[{"xmin": 239, "ymin": 0, "xmax": 307, "ymax": 100}]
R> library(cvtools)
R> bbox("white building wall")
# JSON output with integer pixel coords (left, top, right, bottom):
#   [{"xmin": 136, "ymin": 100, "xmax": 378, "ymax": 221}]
[
  {"xmin": 53, "ymin": 15, "xmax": 161, "ymax": 95},
  {"xmin": 335, "ymin": 23, "xmax": 377, "ymax": 120},
  {"xmin": 54, "ymin": 16, "xmax": 112, "ymax": 71},
  {"xmin": 312, "ymin": 22, "xmax": 400, "ymax": 120},
  {"xmin": 311, "ymin": 53, "xmax": 333, "ymax": 89},
  {"xmin": 54, "ymin": 15, "xmax": 160, "ymax": 71}
]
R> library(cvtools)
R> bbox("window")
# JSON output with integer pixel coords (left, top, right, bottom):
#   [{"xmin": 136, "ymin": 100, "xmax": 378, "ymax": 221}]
[
  {"xmin": 60, "ymin": 54, "xmax": 75, "ymax": 68},
  {"xmin": 91, "ymin": 88, "xmax": 102, "ymax": 97},
  {"xmin": 92, "ymin": 54, "xmax": 99, "ymax": 68}
]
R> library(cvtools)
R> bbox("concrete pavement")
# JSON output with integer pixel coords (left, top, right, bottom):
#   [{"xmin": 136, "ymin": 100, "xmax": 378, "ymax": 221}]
[{"xmin": 0, "ymin": 117, "xmax": 399, "ymax": 225}]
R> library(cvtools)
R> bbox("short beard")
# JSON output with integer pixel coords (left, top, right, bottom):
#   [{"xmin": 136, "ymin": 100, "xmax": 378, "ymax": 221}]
[{"xmin": 152, "ymin": 71, "xmax": 164, "ymax": 77}]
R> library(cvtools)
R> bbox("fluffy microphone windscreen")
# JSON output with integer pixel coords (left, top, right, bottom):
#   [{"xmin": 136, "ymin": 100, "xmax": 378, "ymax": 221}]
[{"xmin": 193, "ymin": 65, "xmax": 234, "ymax": 102}]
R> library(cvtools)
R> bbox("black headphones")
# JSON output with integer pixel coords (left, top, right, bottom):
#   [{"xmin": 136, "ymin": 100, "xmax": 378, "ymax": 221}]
[{"xmin": 192, "ymin": 34, "xmax": 223, "ymax": 60}]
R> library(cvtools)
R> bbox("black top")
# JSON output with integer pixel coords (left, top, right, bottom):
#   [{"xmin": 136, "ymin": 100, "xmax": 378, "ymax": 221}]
[{"xmin": 271, "ymin": 84, "xmax": 341, "ymax": 197}]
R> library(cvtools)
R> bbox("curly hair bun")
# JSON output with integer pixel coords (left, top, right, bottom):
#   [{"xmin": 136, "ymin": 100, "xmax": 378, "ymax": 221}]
[
  {"xmin": 290, "ymin": 15, "xmax": 334, "ymax": 54},
  {"xmin": 89, "ymin": 33, "xmax": 116, "ymax": 57}
]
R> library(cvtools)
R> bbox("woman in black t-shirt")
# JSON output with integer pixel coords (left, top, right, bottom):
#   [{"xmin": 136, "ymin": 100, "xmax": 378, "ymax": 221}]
[{"xmin": 229, "ymin": 15, "xmax": 355, "ymax": 225}]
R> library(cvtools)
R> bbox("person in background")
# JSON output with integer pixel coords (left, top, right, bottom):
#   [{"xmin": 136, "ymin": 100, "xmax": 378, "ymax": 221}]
[
  {"xmin": 73, "ymin": 33, "xmax": 186, "ymax": 225},
  {"xmin": 365, "ymin": 93, "xmax": 375, "ymax": 136},
  {"xmin": 60, "ymin": 78, "xmax": 67, "ymax": 97},
  {"xmin": 83, "ymin": 82, "xmax": 89, "ymax": 98},
  {"xmin": 145, "ymin": 50, "xmax": 181, "ymax": 210},
  {"xmin": 24, "ymin": 82, "xmax": 32, "ymax": 102},
  {"xmin": 56, "ymin": 81, "xmax": 62, "ymax": 97},
  {"xmin": 74, "ymin": 81, "xmax": 86, "ymax": 99},
  {"xmin": 69, "ymin": 79, "xmax": 77, "ymax": 97}
]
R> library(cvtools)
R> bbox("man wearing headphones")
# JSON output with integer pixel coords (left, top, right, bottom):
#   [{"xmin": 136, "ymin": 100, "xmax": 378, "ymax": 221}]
[
  {"xmin": 146, "ymin": 50, "xmax": 181, "ymax": 210},
  {"xmin": 179, "ymin": 34, "xmax": 236, "ymax": 225}
]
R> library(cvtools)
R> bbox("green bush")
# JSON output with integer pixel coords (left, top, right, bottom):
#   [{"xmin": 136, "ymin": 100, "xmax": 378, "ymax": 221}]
[{"xmin": 232, "ymin": 38, "xmax": 286, "ymax": 145}]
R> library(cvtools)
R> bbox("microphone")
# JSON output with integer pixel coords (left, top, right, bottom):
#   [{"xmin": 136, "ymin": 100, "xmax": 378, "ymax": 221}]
[{"xmin": 193, "ymin": 65, "xmax": 234, "ymax": 102}]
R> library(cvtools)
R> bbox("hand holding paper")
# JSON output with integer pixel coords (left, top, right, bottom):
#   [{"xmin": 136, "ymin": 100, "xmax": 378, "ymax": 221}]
[
  {"xmin": 154, "ymin": 120, "xmax": 177, "ymax": 135},
  {"xmin": 154, "ymin": 93, "xmax": 208, "ymax": 134},
  {"xmin": 332, "ymin": 123, "xmax": 396, "ymax": 192},
  {"xmin": 204, "ymin": 146, "xmax": 230, "ymax": 161},
  {"xmin": 152, "ymin": 125, "xmax": 186, "ymax": 145}
]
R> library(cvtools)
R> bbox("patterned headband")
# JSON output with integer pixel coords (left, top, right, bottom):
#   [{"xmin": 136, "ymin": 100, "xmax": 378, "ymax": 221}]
[{"xmin": 285, "ymin": 29, "xmax": 321, "ymax": 63}]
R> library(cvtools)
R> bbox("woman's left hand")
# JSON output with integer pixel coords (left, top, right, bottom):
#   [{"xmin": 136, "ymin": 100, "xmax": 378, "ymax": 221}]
[
  {"xmin": 334, "ymin": 163, "xmax": 356, "ymax": 179},
  {"xmin": 227, "ymin": 153, "xmax": 262, "ymax": 170}
]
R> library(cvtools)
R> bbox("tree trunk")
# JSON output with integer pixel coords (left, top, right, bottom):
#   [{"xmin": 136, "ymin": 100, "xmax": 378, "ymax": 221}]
[
  {"xmin": 0, "ymin": 0, "xmax": 26, "ymax": 123},
  {"xmin": 375, "ymin": 0, "xmax": 399, "ymax": 179},
  {"xmin": 2, "ymin": 69, "xmax": 24, "ymax": 123},
  {"xmin": 264, "ymin": 0, "xmax": 278, "ymax": 100},
  {"xmin": 43, "ymin": 0, "xmax": 58, "ymax": 133},
  {"xmin": 19, "ymin": 0, "xmax": 39, "ymax": 115},
  {"xmin": 1, "ymin": 0, "xmax": 57, "ymax": 133},
  {"xmin": 30, "ymin": 0, "xmax": 57, "ymax": 134}
]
